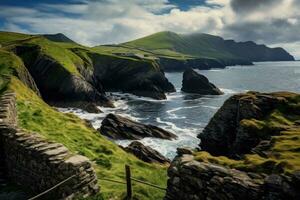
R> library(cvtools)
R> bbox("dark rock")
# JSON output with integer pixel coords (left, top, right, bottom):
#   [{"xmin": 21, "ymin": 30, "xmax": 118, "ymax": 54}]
[
  {"xmin": 90, "ymin": 53, "xmax": 175, "ymax": 100},
  {"xmin": 99, "ymin": 113, "xmax": 177, "ymax": 140},
  {"xmin": 198, "ymin": 92, "xmax": 288, "ymax": 157},
  {"xmin": 176, "ymin": 147, "xmax": 194, "ymax": 156},
  {"xmin": 124, "ymin": 141, "xmax": 170, "ymax": 164},
  {"xmin": 181, "ymin": 68, "xmax": 223, "ymax": 95}
]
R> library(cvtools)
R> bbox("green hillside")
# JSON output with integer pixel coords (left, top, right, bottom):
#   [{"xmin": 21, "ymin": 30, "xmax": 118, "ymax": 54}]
[
  {"xmin": 0, "ymin": 31, "xmax": 170, "ymax": 200},
  {"xmin": 122, "ymin": 31, "xmax": 294, "ymax": 62},
  {"xmin": 123, "ymin": 31, "xmax": 235, "ymax": 60}
]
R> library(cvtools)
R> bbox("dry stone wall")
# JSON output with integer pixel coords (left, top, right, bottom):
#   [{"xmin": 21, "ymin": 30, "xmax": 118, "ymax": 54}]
[{"xmin": 0, "ymin": 91, "xmax": 99, "ymax": 199}]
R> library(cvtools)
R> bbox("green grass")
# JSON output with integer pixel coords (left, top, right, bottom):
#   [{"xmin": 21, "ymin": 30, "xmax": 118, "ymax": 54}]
[
  {"xmin": 0, "ymin": 49, "xmax": 25, "ymax": 94},
  {"xmin": 8, "ymin": 77, "xmax": 168, "ymax": 200},
  {"xmin": 0, "ymin": 31, "xmax": 34, "ymax": 46},
  {"xmin": 195, "ymin": 92, "xmax": 300, "ymax": 175}
]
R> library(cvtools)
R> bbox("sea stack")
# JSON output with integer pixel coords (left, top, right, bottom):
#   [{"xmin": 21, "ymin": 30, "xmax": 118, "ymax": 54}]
[{"xmin": 181, "ymin": 68, "xmax": 223, "ymax": 95}]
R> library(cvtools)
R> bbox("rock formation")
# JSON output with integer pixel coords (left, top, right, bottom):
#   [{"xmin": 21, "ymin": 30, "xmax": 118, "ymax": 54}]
[
  {"xmin": 90, "ymin": 53, "xmax": 175, "ymax": 100},
  {"xmin": 99, "ymin": 113, "xmax": 177, "ymax": 140},
  {"xmin": 14, "ymin": 45, "xmax": 113, "ymax": 112},
  {"xmin": 199, "ymin": 91, "xmax": 289, "ymax": 157},
  {"xmin": 181, "ymin": 68, "xmax": 223, "ymax": 95},
  {"xmin": 123, "ymin": 141, "xmax": 170, "ymax": 164},
  {"xmin": 165, "ymin": 91, "xmax": 300, "ymax": 200}
]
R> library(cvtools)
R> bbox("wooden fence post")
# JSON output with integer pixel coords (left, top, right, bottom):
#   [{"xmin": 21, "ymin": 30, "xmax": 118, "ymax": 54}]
[{"xmin": 125, "ymin": 165, "xmax": 132, "ymax": 199}]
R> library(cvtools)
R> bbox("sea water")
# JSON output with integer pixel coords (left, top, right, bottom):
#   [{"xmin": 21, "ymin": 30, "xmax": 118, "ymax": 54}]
[{"xmin": 59, "ymin": 61, "xmax": 300, "ymax": 159}]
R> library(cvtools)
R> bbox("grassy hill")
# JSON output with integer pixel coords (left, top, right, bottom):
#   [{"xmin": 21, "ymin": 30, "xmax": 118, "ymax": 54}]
[
  {"xmin": 123, "ymin": 31, "xmax": 236, "ymax": 60},
  {"xmin": 122, "ymin": 31, "xmax": 295, "ymax": 62},
  {"xmin": 0, "ymin": 31, "xmax": 169, "ymax": 200}
]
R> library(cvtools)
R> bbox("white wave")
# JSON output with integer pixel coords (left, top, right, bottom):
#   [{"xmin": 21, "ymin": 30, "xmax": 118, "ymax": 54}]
[
  {"xmin": 220, "ymin": 88, "xmax": 239, "ymax": 94},
  {"xmin": 200, "ymin": 105, "xmax": 219, "ymax": 109}
]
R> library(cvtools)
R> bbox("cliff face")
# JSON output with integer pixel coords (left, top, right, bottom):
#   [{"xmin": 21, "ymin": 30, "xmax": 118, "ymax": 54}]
[
  {"xmin": 165, "ymin": 92, "xmax": 300, "ymax": 200},
  {"xmin": 14, "ymin": 45, "xmax": 111, "ymax": 111},
  {"xmin": 90, "ymin": 53, "xmax": 175, "ymax": 99}
]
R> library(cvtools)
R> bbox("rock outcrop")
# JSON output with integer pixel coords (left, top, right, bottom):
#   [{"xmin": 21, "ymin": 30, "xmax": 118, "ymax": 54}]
[
  {"xmin": 99, "ymin": 113, "xmax": 177, "ymax": 140},
  {"xmin": 165, "ymin": 153, "xmax": 300, "ymax": 200},
  {"xmin": 198, "ymin": 91, "xmax": 289, "ymax": 157},
  {"xmin": 123, "ymin": 141, "xmax": 170, "ymax": 164},
  {"xmin": 181, "ymin": 68, "xmax": 223, "ymax": 95},
  {"xmin": 90, "ymin": 53, "xmax": 175, "ymax": 100}
]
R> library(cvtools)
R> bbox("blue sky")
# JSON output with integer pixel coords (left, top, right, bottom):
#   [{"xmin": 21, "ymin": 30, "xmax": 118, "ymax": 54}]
[{"xmin": 0, "ymin": 0, "xmax": 299, "ymax": 58}]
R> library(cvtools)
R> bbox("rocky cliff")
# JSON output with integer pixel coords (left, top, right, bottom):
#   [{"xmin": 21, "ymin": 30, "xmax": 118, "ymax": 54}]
[
  {"xmin": 165, "ymin": 92, "xmax": 300, "ymax": 200},
  {"xmin": 89, "ymin": 52, "xmax": 175, "ymax": 99},
  {"xmin": 13, "ymin": 44, "xmax": 112, "ymax": 112}
]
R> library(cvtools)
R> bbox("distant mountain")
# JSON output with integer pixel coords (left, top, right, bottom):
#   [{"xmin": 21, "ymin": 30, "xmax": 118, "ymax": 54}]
[
  {"xmin": 42, "ymin": 33, "xmax": 75, "ymax": 43},
  {"xmin": 123, "ymin": 31, "xmax": 295, "ymax": 63}
]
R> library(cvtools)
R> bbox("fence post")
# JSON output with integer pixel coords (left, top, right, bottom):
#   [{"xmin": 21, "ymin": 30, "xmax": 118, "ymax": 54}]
[{"xmin": 125, "ymin": 165, "xmax": 132, "ymax": 199}]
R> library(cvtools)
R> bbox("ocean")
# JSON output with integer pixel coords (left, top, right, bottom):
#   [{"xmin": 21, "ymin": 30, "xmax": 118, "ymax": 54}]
[{"xmin": 59, "ymin": 61, "xmax": 300, "ymax": 159}]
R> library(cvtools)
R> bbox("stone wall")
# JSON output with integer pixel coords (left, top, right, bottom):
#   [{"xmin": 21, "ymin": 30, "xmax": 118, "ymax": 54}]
[
  {"xmin": 165, "ymin": 152, "xmax": 300, "ymax": 200},
  {"xmin": 0, "ymin": 92, "xmax": 99, "ymax": 199}
]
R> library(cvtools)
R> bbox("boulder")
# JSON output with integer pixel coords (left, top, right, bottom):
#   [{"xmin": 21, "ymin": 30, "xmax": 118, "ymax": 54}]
[
  {"xmin": 99, "ymin": 114, "xmax": 177, "ymax": 140},
  {"xmin": 123, "ymin": 141, "xmax": 170, "ymax": 164},
  {"xmin": 181, "ymin": 68, "xmax": 223, "ymax": 95}
]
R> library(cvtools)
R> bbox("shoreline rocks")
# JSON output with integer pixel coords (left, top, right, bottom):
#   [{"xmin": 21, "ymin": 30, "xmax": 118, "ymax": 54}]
[
  {"xmin": 181, "ymin": 68, "xmax": 223, "ymax": 95},
  {"xmin": 123, "ymin": 141, "xmax": 170, "ymax": 164},
  {"xmin": 99, "ymin": 113, "xmax": 177, "ymax": 140}
]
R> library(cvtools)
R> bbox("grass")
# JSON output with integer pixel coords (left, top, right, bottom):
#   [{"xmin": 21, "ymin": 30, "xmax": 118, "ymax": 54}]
[
  {"xmin": 195, "ymin": 92, "xmax": 300, "ymax": 175},
  {"xmin": 0, "ymin": 49, "xmax": 25, "ymax": 94},
  {"xmin": 123, "ymin": 31, "xmax": 240, "ymax": 60},
  {"xmin": 7, "ymin": 77, "xmax": 168, "ymax": 200}
]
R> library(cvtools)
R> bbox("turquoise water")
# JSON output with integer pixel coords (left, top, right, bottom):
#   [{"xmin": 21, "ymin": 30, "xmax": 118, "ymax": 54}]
[{"xmin": 61, "ymin": 61, "xmax": 300, "ymax": 159}]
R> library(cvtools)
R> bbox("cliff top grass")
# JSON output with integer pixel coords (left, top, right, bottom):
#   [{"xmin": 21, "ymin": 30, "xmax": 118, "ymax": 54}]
[
  {"xmin": 0, "ymin": 50, "xmax": 25, "ymax": 94},
  {"xmin": 195, "ymin": 92, "xmax": 300, "ymax": 175},
  {"xmin": 7, "ymin": 77, "xmax": 168, "ymax": 200}
]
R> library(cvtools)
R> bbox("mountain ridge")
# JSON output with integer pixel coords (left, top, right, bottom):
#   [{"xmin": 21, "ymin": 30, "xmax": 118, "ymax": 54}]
[{"xmin": 123, "ymin": 31, "xmax": 295, "ymax": 62}]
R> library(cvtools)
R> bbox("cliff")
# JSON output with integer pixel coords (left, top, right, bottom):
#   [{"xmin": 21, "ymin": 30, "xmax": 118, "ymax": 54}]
[{"xmin": 165, "ymin": 92, "xmax": 300, "ymax": 200}]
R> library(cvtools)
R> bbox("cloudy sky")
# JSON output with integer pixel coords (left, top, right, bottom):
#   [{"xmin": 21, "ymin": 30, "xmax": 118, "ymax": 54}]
[{"xmin": 0, "ymin": 0, "xmax": 299, "ymax": 58}]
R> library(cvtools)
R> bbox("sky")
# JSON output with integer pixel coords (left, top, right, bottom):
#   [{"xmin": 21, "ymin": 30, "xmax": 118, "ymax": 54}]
[{"xmin": 0, "ymin": 0, "xmax": 300, "ymax": 59}]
